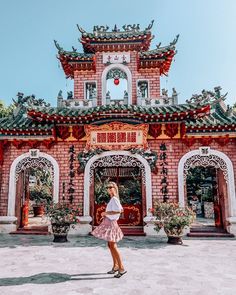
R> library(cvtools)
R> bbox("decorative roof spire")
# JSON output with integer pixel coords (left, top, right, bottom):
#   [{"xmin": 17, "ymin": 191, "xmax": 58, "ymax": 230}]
[
  {"xmin": 77, "ymin": 24, "xmax": 86, "ymax": 34},
  {"xmin": 54, "ymin": 40, "xmax": 63, "ymax": 52},
  {"xmin": 112, "ymin": 24, "xmax": 119, "ymax": 32},
  {"xmin": 170, "ymin": 34, "xmax": 179, "ymax": 46},
  {"xmin": 186, "ymin": 87, "xmax": 228, "ymax": 105},
  {"xmin": 122, "ymin": 23, "xmax": 140, "ymax": 32},
  {"xmin": 145, "ymin": 20, "xmax": 154, "ymax": 31},
  {"xmin": 93, "ymin": 25, "xmax": 109, "ymax": 32}
]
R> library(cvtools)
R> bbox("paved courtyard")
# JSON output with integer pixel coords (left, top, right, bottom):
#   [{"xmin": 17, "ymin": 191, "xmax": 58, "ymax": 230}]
[{"xmin": 0, "ymin": 234, "xmax": 235, "ymax": 295}]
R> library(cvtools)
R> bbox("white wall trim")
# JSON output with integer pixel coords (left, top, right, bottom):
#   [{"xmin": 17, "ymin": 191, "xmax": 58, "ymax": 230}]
[
  {"xmin": 8, "ymin": 151, "xmax": 59, "ymax": 216},
  {"xmin": 101, "ymin": 63, "xmax": 132, "ymax": 105},
  {"xmin": 178, "ymin": 148, "xmax": 236, "ymax": 217},
  {"xmin": 83, "ymin": 150, "xmax": 152, "ymax": 217}
]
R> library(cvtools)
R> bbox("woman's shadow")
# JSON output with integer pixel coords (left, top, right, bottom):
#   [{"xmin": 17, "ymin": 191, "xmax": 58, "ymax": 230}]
[{"xmin": 0, "ymin": 272, "xmax": 114, "ymax": 286}]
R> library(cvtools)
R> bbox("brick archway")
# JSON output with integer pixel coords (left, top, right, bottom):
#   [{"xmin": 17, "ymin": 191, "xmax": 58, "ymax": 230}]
[
  {"xmin": 101, "ymin": 64, "xmax": 132, "ymax": 105},
  {"xmin": 178, "ymin": 148, "xmax": 236, "ymax": 234},
  {"xmin": 8, "ymin": 150, "xmax": 59, "ymax": 217},
  {"xmin": 83, "ymin": 150, "xmax": 152, "ymax": 217}
]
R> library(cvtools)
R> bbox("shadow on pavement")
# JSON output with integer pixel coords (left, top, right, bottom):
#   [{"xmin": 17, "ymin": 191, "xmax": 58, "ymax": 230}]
[
  {"xmin": 0, "ymin": 272, "xmax": 115, "ymax": 286},
  {"xmin": 0, "ymin": 235, "xmax": 171, "ymax": 249},
  {"xmin": 1, "ymin": 234, "xmax": 234, "ymax": 250}
]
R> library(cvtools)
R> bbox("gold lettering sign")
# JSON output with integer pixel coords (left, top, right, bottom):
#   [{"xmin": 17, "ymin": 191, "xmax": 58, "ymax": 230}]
[{"xmin": 85, "ymin": 122, "xmax": 148, "ymax": 150}]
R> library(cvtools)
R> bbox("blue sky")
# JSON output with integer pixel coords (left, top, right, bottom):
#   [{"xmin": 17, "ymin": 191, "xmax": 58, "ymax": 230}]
[{"xmin": 0, "ymin": 0, "xmax": 235, "ymax": 107}]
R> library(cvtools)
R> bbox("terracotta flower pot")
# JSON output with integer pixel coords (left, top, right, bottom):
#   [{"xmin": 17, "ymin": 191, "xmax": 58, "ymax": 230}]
[
  {"xmin": 164, "ymin": 227, "xmax": 184, "ymax": 245},
  {"xmin": 33, "ymin": 205, "xmax": 45, "ymax": 217}
]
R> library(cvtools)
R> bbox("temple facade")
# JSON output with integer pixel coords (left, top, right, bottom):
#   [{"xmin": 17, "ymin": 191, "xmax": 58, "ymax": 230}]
[{"xmin": 0, "ymin": 21, "xmax": 236, "ymax": 236}]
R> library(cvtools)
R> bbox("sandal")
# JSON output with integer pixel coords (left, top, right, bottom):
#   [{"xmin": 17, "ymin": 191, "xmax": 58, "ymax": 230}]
[
  {"xmin": 107, "ymin": 269, "xmax": 118, "ymax": 274},
  {"xmin": 114, "ymin": 270, "xmax": 127, "ymax": 278}
]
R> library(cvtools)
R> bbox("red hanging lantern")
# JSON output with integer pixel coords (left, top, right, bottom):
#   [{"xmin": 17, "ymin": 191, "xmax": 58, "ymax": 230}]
[{"xmin": 114, "ymin": 78, "xmax": 120, "ymax": 85}]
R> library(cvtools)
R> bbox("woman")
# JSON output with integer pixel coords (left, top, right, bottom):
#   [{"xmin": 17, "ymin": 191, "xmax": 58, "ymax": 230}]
[{"xmin": 91, "ymin": 181, "xmax": 127, "ymax": 278}]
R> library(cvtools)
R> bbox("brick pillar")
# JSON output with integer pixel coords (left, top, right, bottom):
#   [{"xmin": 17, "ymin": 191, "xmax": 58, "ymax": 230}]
[{"xmin": 74, "ymin": 71, "xmax": 84, "ymax": 99}]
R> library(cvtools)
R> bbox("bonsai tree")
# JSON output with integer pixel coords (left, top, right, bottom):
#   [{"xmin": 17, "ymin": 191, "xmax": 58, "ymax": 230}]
[
  {"xmin": 29, "ymin": 168, "xmax": 53, "ymax": 206},
  {"xmin": 30, "ymin": 187, "xmax": 52, "ymax": 206}
]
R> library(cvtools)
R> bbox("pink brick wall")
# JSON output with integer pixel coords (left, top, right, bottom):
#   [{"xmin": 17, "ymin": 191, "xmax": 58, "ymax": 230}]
[
  {"xmin": 1, "ymin": 138, "xmax": 236, "ymax": 217},
  {"xmin": 149, "ymin": 138, "xmax": 236, "ymax": 207},
  {"xmin": 0, "ymin": 142, "xmax": 86, "ymax": 216},
  {"xmin": 74, "ymin": 52, "xmax": 160, "ymax": 105}
]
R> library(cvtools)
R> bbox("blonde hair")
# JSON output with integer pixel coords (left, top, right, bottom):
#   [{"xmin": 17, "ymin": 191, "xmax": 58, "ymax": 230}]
[{"xmin": 107, "ymin": 181, "xmax": 119, "ymax": 199}]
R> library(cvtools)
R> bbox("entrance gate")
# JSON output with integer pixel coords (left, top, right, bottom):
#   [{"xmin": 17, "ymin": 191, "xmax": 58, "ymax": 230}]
[{"xmin": 89, "ymin": 155, "xmax": 146, "ymax": 232}]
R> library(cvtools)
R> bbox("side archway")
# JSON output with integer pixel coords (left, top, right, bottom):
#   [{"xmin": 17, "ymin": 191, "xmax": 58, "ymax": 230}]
[
  {"xmin": 8, "ymin": 150, "xmax": 59, "ymax": 216},
  {"xmin": 178, "ymin": 148, "xmax": 236, "ymax": 218}
]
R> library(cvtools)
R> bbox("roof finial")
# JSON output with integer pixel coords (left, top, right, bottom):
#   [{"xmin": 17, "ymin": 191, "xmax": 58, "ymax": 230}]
[
  {"xmin": 54, "ymin": 40, "xmax": 63, "ymax": 52},
  {"xmin": 145, "ymin": 20, "xmax": 154, "ymax": 30},
  {"xmin": 170, "ymin": 34, "xmax": 180, "ymax": 46},
  {"xmin": 112, "ymin": 24, "xmax": 119, "ymax": 32},
  {"xmin": 77, "ymin": 24, "xmax": 86, "ymax": 34}
]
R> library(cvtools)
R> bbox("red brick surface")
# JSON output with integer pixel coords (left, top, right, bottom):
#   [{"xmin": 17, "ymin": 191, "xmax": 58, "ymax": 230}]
[
  {"xmin": 1, "ymin": 138, "xmax": 236, "ymax": 217},
  {"xmin": 74, "ymin": 52, "xmax": 160, "ymax": 104}
]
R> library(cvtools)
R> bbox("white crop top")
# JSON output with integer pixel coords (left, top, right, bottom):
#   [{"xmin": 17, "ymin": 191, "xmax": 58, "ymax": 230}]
[{"xmin": 106, "ymin": 196, "xmax": 123, "ymax": 221}]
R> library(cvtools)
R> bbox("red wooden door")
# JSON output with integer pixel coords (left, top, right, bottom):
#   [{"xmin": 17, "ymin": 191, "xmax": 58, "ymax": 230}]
[
  {"xmin": 15, "ymin": 170, "xmax": 30, "ymax": 228},
  {"xmin": 93, "ymin": 167, "xmax": 143, "ymax": 227},
  {"xmin": 15, "ymin": 171, "xmax": 24, "ymax": 228},
  {"xmin": 216, "ymin": 169, "xmax": 226, "ymax": 229}
]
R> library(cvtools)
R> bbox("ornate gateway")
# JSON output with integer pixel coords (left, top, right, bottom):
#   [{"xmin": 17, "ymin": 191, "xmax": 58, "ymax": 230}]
[{"xmin": 91, "ymin": 155, "xmax": 145, "ymax": 227}]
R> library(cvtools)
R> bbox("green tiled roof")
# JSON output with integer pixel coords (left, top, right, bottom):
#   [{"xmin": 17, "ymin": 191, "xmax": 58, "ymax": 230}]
[
  {"xmin": 186, "ymin": 102, "xmax": 236, "ymax": 132},
  {"xmin": 0, "ymin": 107, "xmax": 53, "ymax": 136},
  {"xmin": 54, "ymin": 40, "xmax": 94, "ymax": 59},
  {"xmin": 140, "ymin": 46, "xmax": 175, "ymax": 58},
  {"xmin": 28, "ymin": 103, "xmax": 205, "ymax": 118},
  {"xmin": 77, "ymin": 22, "xmax": 154, "ymax": 40},
  {"xmin": 140, "ymin": 35, "xmax": 179, "ymax": 58},
  {"xmin": 1, "ymin": 99, "xmax": 235, "ymax": 137}
]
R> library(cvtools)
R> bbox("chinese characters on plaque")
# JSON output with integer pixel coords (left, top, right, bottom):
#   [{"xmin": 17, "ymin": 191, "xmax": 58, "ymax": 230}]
[
  {"xmin": 103, "ymin": 53, "xmax": 130, "ymax": 64},
  {"xmin": 85, "ymin": 122, "xmax": 148, "ymax": 150}
]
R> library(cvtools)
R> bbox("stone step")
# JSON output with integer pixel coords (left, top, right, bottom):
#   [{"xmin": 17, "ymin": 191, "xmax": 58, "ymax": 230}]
[
  {"xmin": 187, "ymin": 232, "xmax": 234, "ymax": 238},
  {"xmin": 10, "ymin": 225, "xmax": 49, "ymax": 235},
  {"xmin": 120, "ymin": 227, "xmax": 146, "ymax": 236},
  {"xmin": 10, "ymin": 230, "xmax": 50, "ymax": 235},
  {"xmin": 190, "ymin": 226, "xmax": 226, "ymax": 233},
  {"xmin": 21, "ymin": 226, "xmax": 49, "ymax": 232}
]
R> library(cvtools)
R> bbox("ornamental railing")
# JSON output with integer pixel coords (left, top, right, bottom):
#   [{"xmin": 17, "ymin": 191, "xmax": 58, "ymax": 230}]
[
  {"xmin": 137, "ymin": 95, "xmax": 178, "ymax": 106},
  {"xmin": 57, "ymin": 97, "xmax": 97, "ymax": 108}
]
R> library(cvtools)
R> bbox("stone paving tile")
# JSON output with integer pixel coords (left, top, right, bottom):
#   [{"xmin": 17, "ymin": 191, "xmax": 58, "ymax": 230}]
[{"xmin": 0, "ymin": 235, "xmax": 236, "ymax": 295}]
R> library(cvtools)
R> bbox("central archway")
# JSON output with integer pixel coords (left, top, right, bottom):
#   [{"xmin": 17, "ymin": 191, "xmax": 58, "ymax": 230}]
[
  {"xmin": 83, "ymin": 151, "xmax": 152, "ymax": 219},
  {"xmin": 101, "ymin": 64, "xmax": 132, "ymax": 105}
]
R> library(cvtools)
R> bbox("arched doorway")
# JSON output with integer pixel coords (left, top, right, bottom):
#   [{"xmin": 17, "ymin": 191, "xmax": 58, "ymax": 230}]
[
  {"xmin": 178, "ymin": 148, "xmax": 236, "ymax": 235},
  {"xmin": 83, "ymin": 151, "xmax": 152, "ymax": 235},
  {"xmin": 101, "ymin": 64, "xmax": 132, "ymax": 105},
  {"xmin": 8, "ymin": 150, "xmax": 59, "ymax": 232},
  {"xmin": 186, "ymin": 166, "xmax": 223, "ymax": 227}
]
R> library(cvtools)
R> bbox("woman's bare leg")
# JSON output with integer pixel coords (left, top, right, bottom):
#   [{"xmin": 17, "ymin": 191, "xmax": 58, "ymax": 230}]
[
  {"xmin": 108, "ymin": 241, "xmax": 119, "ymax": 270},
  {"xmin": 109, "ymin": 242, "xmax": 124, "ymax": 271}
]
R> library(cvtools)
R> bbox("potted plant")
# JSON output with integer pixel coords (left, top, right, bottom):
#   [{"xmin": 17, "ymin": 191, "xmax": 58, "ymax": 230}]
[
  {"xmin": 151, "ymin": 202, "xmax": 195, "ymax": 245},
  {"xmin": 30, "ymin": 188, "xmax": 52, "ymax": 217},
  {"xmin": 45, "ymin": 201, "xmax": 80, "ymax": 243}
]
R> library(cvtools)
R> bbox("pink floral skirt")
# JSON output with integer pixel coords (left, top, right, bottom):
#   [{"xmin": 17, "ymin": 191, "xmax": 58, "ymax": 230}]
[{"xmin": 91, "ymin": 217, "xmax": 124, "ymax": 242}]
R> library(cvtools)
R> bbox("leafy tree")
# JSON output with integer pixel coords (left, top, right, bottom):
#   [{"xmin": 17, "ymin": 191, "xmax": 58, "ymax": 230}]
[{"xmin": 0, "ymin": 100, "xmax": 15, "ymax": 118}]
